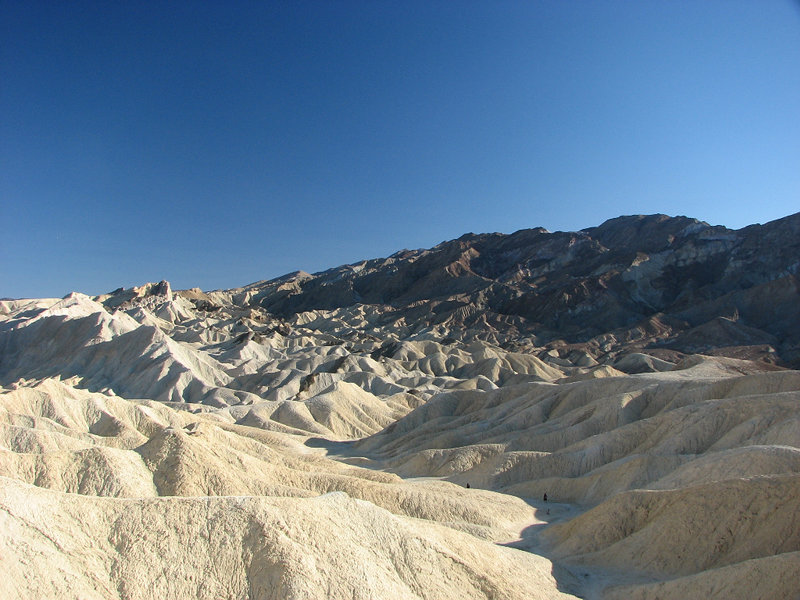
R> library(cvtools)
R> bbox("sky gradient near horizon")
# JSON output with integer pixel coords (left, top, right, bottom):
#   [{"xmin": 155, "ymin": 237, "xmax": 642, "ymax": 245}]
[{"xmin": 2, "ymin": 1, "xmax": 799, "ymax": 298}]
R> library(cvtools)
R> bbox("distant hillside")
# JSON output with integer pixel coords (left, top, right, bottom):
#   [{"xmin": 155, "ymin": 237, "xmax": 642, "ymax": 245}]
[{"xmin": 194, "ymin": 212, "xmax": 800, "ymax": 367}]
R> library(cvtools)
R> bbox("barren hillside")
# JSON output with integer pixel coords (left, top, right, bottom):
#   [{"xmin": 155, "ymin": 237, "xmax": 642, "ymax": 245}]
[{"xmin": 1, "ymin": 213, "xmax": 798, "ymax": 599}]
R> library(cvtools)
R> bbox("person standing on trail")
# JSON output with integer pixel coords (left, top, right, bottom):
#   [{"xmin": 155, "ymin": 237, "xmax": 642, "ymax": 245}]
[{"xmin": 543, "ymin": 492, "xmax": 548, "ymax": 502}]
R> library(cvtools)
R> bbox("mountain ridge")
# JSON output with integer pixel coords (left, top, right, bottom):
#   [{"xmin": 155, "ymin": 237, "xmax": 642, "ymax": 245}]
[{"xmin": 175, "ymin": 211, "xmax": 799, "ymax": 367}]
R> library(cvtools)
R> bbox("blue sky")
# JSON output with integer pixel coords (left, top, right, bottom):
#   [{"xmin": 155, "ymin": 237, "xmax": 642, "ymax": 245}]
[{"xmin": 2, "ymin": 1, "xmax": 799, "ymax": 298}]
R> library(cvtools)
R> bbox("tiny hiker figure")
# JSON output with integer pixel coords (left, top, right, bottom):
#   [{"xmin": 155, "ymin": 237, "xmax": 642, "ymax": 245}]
[{"xmin": 543, "ymin": 492, "xmax": 548, "ymax": 502}]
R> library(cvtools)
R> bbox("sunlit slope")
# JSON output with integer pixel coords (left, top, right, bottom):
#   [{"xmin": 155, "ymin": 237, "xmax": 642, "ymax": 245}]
[
  {"xmin": 0, "ymin": 477, "xmax": 576, "ymax": 600},
  {"xmin": 0, "ymin": 378, "xmax": 581, "ymax": 599}
]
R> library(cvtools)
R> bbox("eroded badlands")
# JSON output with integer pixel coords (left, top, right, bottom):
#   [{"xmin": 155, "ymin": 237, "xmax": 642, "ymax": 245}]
[
  {"xmin": 2, "ymin": 213, "xmax": 799, "ymax": 599},
  {"xmin": 1, "ymin": 286, "xmax": 798, "ymax": 600}
]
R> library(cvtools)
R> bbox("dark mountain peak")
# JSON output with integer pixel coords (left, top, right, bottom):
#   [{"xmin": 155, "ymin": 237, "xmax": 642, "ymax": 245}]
[
  {"xmin": 239, "ymin": 212, "xmax": 799, "ymax": 366},
  {"xmin": 744, "ymin": 210, "xmax": 800, "ymax": 234},
  {"xmin": 583, "ymin": 214, "xmax": 713, "ymax": 253}
]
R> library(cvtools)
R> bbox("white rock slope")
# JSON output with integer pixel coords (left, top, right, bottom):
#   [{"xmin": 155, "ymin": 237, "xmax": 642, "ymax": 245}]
[{"xmin": 1, "ymin": 281, "xmax": 798, "ymax": 599}]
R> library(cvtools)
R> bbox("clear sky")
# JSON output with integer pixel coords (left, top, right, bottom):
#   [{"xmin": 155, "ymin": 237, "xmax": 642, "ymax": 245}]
[{"xmin": 2, "ymin": 1, "xmax": 799, "ymax": 298}]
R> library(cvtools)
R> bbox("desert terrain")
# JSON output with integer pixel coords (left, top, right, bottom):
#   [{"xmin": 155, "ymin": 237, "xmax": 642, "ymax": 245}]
[{"xmin": 1, "ymin": 214, "xmax": 798, "ymax": 599}]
